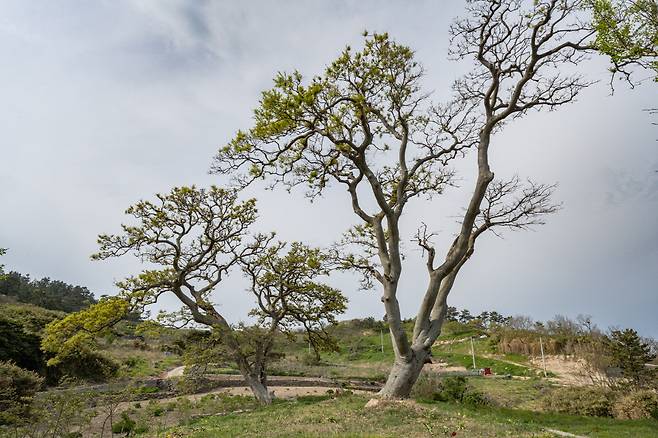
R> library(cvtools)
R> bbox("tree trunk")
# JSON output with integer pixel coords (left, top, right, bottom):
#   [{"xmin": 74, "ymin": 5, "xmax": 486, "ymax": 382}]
[
  {"xmin": 379, "ymin": 348, "xmax": 429, "ymax": 398},
  {"xmin": 245, "ymin": 374, "xmax": 273, "ymax": 404}
]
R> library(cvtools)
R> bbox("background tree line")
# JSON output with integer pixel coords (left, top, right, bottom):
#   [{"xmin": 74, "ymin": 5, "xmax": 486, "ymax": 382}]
[{"xmin": 0, "ymin": 269, "xmax": 97, "ymax": 313}]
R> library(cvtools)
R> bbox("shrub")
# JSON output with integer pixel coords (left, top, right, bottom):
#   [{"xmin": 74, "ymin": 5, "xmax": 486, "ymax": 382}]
[
  {"xmin": 112, "ymin": 412, "xmax": 136, "ymax": 434},
  {"xmin": 411, "ymin": 372, "xmax": 443, "ymax": 400},
  {"xmin": 412, "ymin": 374, "xmax": 489, "ymax": 406},
  {"xmin": 350, "ymin": 317, "xmax": 384, "ymax": 330},
  {"xmin": 0, "ymin": 360, "xmax": 43, "ymax": 425},
  {"xmin": 5, "ymin": 390, "xmax": 93, "ymax": 436},
  {"xmin": 301, "ymin": 352, "xmax": 321, "ymax": 366},
  {"xmin": 612, "ymin": 390, "xmax": 658, "ymax": 420},
  {"xmin": 462, "ymin": 389, "xmax": 491, "ymax": 407},
  {"xmin": 133, "ymin": 385, "xmax": 159, "ymax": 395},
  {"xmin": 541, "ymin": 386, "xmax": 614, "ymax": 417},
  {"xmin": 438, "ymin": 376, "xmax": 468, "ymax": 402},
  {"xmin": 51, "ymin": 348, "xmax": 119, "ymax": 382}
]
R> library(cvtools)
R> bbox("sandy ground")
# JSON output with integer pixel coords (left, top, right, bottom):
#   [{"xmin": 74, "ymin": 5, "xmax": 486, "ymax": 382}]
[
  {"xmin": 425, "ymin": 361, "xmax": 469, "ymax": 373},
  {"xmin": 529, "ymin": 356, "xmax": 602, "ymax": 386},
  {"xmin": 163, "ymin": 365, "xmax": 186, "ymax": 378}
]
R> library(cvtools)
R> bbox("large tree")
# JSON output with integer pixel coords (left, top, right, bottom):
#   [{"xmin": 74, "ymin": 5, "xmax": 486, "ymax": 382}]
[
  {"xmin": 212, "ymin": 0, "xmax": 594, "ymax": 398},
  {"xmin": 43, "ymin": 186, "xmax": 346, "ymax": 404}
]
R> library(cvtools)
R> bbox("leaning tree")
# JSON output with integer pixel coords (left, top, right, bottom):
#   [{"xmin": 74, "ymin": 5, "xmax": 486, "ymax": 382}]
[
  {"xmin": 42, "ymin": 186, "xmax": 346, "ymax": 404},
  {"xmin": 212, "ymin": 0, "xmax": 596, "ymax": 398}
]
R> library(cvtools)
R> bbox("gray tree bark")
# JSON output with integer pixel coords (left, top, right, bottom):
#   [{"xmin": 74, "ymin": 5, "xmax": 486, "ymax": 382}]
[
  {"xmin": 379, "ymin": 347, "xmax": 431, "ymax": 398},
  {"xmin": 244, "ymin": 374, "xmax": 273, "ymax": 405}
]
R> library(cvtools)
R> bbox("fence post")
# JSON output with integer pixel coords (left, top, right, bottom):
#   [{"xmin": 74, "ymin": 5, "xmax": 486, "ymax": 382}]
[{"xmin": 540, "ymin": 336, "xmax": 547, "ymax": 377}]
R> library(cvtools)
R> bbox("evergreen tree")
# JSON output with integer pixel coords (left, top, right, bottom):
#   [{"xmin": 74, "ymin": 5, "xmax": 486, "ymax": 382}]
[
  {"xmin": 0, "ymin": 272, "xmax": 96, "ymax": 313},
  {"xmin": 458, "ymin": 309, "xmax": 474, "ymax": 324},
  {"xmin": 605, "ymin": 328, "xmax": 656, "ymax": 388}
]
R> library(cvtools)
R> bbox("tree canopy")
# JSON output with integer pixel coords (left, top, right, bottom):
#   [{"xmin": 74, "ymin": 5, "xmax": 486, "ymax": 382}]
[
  {"xmin": 211, "ymin": 0, "xmax": 589, "ymax": 397},
  {"xmin": 605, "ymin": 328, "xmax": 657, "ymax": 388},
  {"xmin": 43, "ymin": 185, "xmax": 346, "ymax": 404},
  {"xmin": 592, "ymin": 0, "xmax": 658, "ymax": 84}
]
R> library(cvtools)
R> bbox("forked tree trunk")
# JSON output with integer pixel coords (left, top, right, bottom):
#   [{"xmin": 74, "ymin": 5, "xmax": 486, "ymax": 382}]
[{"xmin": 379, "ymin": 348, "xmax": 430, "ymax": 398}]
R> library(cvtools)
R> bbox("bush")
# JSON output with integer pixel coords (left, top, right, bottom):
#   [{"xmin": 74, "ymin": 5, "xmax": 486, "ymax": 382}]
[
  {"xmin": 438, "ymin": 376, "xmax": 468, "ymax": 402},
  {"xmin": 612, "ymin": 390, "xmax": 658, "ymax": 420},
  {"xmin": 112, "ymin": 412, "xmax": 136, "ymax": 434},
  {"xmin": 411, "ymin": 372, "xmax": 443, "ymax": 400},
  {"xmin": 4, "ymin": 390, "xmax": 92, "ymax": 436},
  {"xmin": 301, "ymin": 352, "xmax": 321, "ymax": 366},
  {"xmin": 462, "ymin": 389, "xmax": 491, "ymax": 407},
  {"xmin": 541, "ymin": 386, "xmax": 614, "ymax": 417},
  {"xmin": 51, "ymin": 348, "xmax": 119, "ymax": 382},
  {"xmin": 133, "ymin": 385, "xmax": 159, "ymax": 395},
  {"xmin": 412, "ymin": 374, "xmax": 489, "ymax": 406},
  {"xmin": 0, "ymin": 360, "xmax": 43, "ymax": 425}
]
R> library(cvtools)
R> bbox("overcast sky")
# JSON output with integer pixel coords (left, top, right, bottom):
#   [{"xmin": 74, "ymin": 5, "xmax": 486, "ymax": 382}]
[{"xmin": 1, "ymin": 1, "xmax": 656, "ymax": 337}]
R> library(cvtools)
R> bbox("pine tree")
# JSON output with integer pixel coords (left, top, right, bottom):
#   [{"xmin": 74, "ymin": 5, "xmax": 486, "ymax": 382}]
[{"xmin": 605, "ymin": 329, "xmax": 656, "ymax": 388}]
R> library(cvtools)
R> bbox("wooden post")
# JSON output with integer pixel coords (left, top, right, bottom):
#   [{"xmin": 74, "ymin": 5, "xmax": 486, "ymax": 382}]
[
  {"xmin": 380, "ymin": 329, "xmax": 384, "ymax": 353},
  {"xmin": 470, "ymin": 336, "xmax": 477, "ymax": 370},
  {"xmin": 308, "ymin": 339, "xmax": 311, "ymax": 355},
  {"xmin": 540, "ymin": 336, "xmax": 547, "ymax": 377}
]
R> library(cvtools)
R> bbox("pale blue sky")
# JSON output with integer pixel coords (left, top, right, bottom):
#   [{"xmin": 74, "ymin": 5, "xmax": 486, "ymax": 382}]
[{"xmin": 1, "ymin": 1, "xmax": 656, "ymax": 336}]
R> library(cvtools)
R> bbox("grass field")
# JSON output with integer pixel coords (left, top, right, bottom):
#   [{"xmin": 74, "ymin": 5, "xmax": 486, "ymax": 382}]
[
  {"xmin": 162, "ymin": 393, "xmax": 658, "ymax": 438},
  {"xmin": 7, "ymin": 315, "xmax": 653, "ymax": 437},
  {"xmin": 267, "ymin": 325, "xmax": 540, "ymax": 381}
]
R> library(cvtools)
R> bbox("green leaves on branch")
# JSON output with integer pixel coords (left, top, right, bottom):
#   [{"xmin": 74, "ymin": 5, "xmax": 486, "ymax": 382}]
[
  {"xmin": 41, "ymin": 296, "xmax": 129, "ymax": 366},
  {"xmin": 591, "ymin": 0, "xmax": 658, "ymax": 82},
  {"xmin": 92, "ymin": 186, "xmax": 260, "ymax": 284},
  {"xmin": 211, "ymin": 32, "xmax": 430, "ymax": 202},
  {"xmin": 246, "ymin": 243, "xmax": 347, "ymax": 349}
]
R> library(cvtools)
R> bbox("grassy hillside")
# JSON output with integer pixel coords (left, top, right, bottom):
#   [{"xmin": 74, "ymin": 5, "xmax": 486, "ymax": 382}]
[
  {"xmin": 162, "ymin": 393, "xmax": 657, "ymax": 438},
  {"xmin": 3, "ymin": 313, "xmax": 657, "ymax": 437}
]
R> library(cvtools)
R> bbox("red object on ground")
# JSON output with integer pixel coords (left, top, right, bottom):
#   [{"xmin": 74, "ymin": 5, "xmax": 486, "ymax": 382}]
[{"xmin": 483, "ymin": 367, "xmax": 492, "ymax": 375}]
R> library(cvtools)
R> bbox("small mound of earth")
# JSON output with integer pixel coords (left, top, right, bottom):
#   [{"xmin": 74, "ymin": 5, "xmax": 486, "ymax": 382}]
[{"xmin": 425, "ymin": 361, "xmax": 468, "ymax": 373}]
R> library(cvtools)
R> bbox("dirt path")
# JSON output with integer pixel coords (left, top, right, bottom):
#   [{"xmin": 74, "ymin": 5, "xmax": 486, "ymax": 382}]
[
  {"xmin": 482, "ymin": 355, "xmax": 535, "ymax": 369},
  {"xmin": 425, "ymin": 362, "xmax": 469, "ymax": 373},
  {"xmin": 163, "ymin": 365, "xmax": 186, "ymax": 378},
  {"xmin": 84, "ymin": 385, "xmax": 364, "ymax": 437}
]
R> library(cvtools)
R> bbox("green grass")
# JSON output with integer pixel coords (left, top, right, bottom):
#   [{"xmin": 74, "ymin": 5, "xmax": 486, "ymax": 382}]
[
  {"xmin": 450, "ymin": 404, "xmax": 658, "ymax": 438},
  {"xmin": 465, "ymin": 376, "xmax": 549, "ymax": 410},
  {"xmin": 267, "ymin": 329, "xmax": 396, "ymax": 381},
  {"xmin": 162, "ymin": 393, "xmax": 658, "ymax": 438},
  {"xmin": 271, "ymin": 324, "xmax": 541, "ymax": 381},
  {"xmin": 503, "ymin": 353, "xmax": 530, "ymax": 364},
  {"xmin": 433, "ymin": 351, "xmax": 536, "ymax": 377},
  {"xmin": 115, "ymin": 350, "xmax": 183, "ymax": 378}
]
